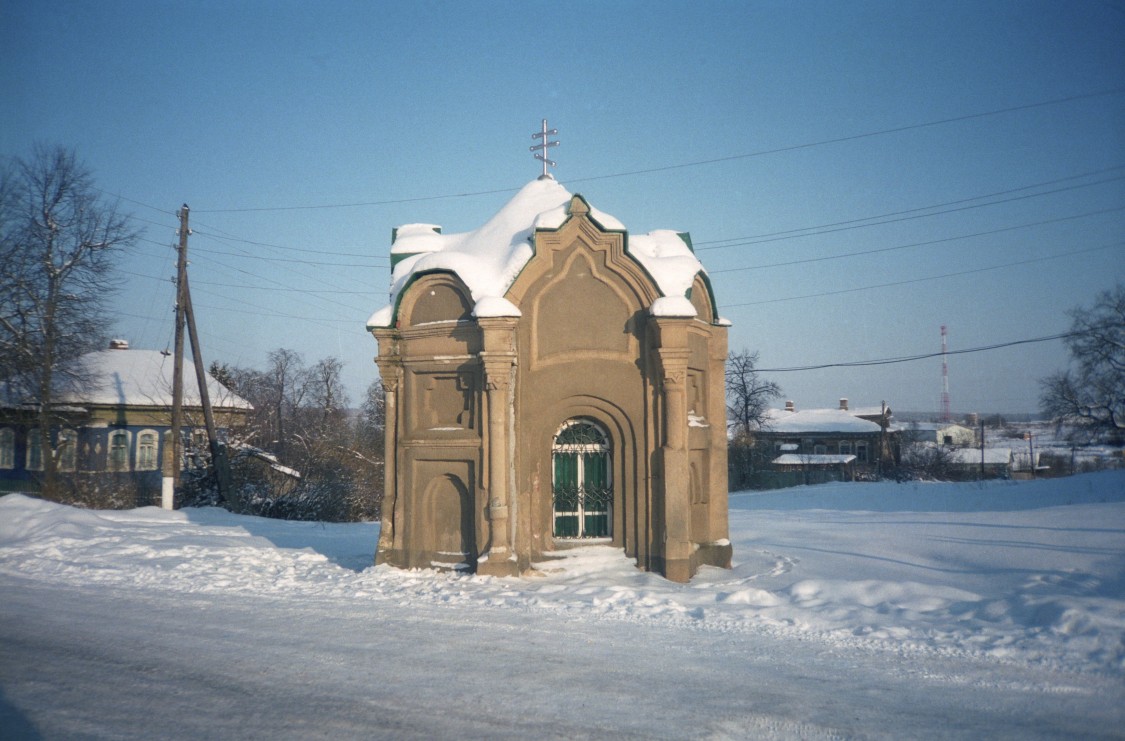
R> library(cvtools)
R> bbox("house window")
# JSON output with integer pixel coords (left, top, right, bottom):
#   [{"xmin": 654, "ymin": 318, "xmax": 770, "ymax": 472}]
[
  {"xmin": 27, "ymin": 429, "xmax": 43, "ymax": 471},
  {"xmin": 57, "ymin": 429, "xmax": 77, "ymax": 472},
  {"xmin": 814, "ymin": 444, "xmax": 827, "ymax": 455},
  {"xmin": 136, "ymin": 430, "xmax": 159, "ymax": 471},
  {"xmin": 0, "ymin": 428, "xmax": 14, "ymax": 469},
  {"xmin": 552, "ymin": 419, "xmax": 612, "ymax": 539},
  {"xmin": 855, "ymin": 442, "xmax": 869, "ymax": 463},
  {"xmin": 838, "ymin": 441, "xmax": 852, "ymax": 455},
  {"xmin": 108, "ymin": 430, "xmax": 130, "ymax": 472}
]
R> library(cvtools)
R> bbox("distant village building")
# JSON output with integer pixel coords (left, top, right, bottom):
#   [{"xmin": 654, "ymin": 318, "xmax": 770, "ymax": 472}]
[
  {"xmin": 0, "ymin": 341, "xmax": 251, "ymax": 504},
  {"xmin": 949, "ymin": 447, "xmax": 1012, "ymax": 479},
  {"xmin": 899, "ymin": 421, "xmax": 976, "ymax": 447},
  {"xmin": 366, "ymin": 176, "xmax": 731, "ymax": 582},
  {"xmin": 756, "ymin": 398, "xmax": 897, "ymax": 485}
]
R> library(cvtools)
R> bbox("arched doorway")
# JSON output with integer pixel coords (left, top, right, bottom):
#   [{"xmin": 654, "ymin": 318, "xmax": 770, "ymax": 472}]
[{"xmin": 552, "ymin": 419, "xmax": 612, "ymax": 539}]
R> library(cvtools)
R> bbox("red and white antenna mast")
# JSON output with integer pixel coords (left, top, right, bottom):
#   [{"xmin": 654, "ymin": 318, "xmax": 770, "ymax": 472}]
[{"xmin": 940, "ymin": 325, "xmax": 951, "ymax": 422}]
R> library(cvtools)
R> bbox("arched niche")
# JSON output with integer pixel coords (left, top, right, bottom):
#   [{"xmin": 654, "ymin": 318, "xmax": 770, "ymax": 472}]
[
  {"xmin": 689, "ymin": 273, "xmax": 717, "ymax": 324},
  {"xmin": 399, "ymin": 273, "xmax": 473, "ymax": 327},
  {"xmin": 420, "ymin": 472, "xmax": 474, "ymax": 563},
  {"xmin": 531, "ymin": 250, "xmax": 635, "ymax": 365}
]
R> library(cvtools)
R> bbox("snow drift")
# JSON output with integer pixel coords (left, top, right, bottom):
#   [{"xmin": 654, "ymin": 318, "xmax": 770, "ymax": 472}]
[{"xmin": 1, "ymin": 471, "xmax": 1123, "ymax": 739}]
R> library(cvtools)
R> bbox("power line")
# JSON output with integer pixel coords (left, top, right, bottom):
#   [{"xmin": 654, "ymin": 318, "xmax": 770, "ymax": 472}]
[
  {"xmin": 173, "ymin": 247, "xmax": 372, "ymax": 313},
  {"xmin": 756, "ymin": 331, "xmax": 1077, "ymax": 373},
  {"xmin": 188, "ymin": 88, "xmax": 1125, "ymax": 213},
  {"xmin": 721, "ymin": 242, "xmax": 1122, "ymax": 307},
  {"xmin": 92, "ymin": 187, "xmax": 176, "ymax": 217},
  {"xmin": 696, "ymin": 168, "xmax": 1125, "ymax": 251},
  {"xmin": 193, "ymin": 186, "xmax": 520, "ymax": 214},
  {"xmin": 118, "ymin": 267, "xmax": 373, "ymax": 300},
  {"xmin": 710, "ymin": 206, "xmax": 1125, "ymax": 275},
  {"xmin": 189, "ymin": 223, "xmax": 383, "ymax": 259},
  {"xmin": 189, "ymin": 242, "xmax": 384, "ymax": 269},
  {"xmin": 189, "ymin": 284, "xmax": 362, "ymax": 327},
  {"xmin": 568, "ymin": 90, "xmax": 1125, "ymax": 186}
]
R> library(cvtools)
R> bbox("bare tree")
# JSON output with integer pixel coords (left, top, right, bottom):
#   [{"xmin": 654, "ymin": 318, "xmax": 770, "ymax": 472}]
[
  {"xmin": 1040, "ymin": 284, "xmax": 1125, "ymax": 443},
  {"xmin": 265, "ymin": 348, "xmax": 309, "ymax": 457},
  {"xmin": 356, "ymin": 379, "xmax": 385, "ymax": 449},
  {"xmin": 725, "ymin": 349, "xmax": 782, "ymax": 438},
  {"xmin": 209, "ymin": 351, "xmax": 383, "ymax": 521},
  {"xmin": 725, "ymin": 349, "xmax": 782, "ymax": 491},
  {"xmin": 308, "ymin": 357, "xmax": 348, "ymax": 425},
  {"xmin": 0, "ymin": 146, "xmax": 137, "ymax": 497},
  {"xmin": 897, "ymin": 443, "xmax": 958, "ymax": 481}
]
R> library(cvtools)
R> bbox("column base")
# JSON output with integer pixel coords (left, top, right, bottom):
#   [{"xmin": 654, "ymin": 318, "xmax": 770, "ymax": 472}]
[{"xmin": 476, "ymin": 553, "xmax": 520, "ymax": 577}]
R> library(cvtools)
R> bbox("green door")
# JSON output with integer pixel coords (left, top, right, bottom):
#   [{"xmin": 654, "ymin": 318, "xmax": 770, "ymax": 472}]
[{"xmin": 552, "ymin": 420, "xmax": 611, "ymax": 539}]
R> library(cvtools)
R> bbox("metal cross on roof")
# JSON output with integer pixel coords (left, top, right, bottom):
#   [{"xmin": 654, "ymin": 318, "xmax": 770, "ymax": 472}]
[{"xmin": 530, "ymin": 119, "xmax": 559, "ymax": 179}]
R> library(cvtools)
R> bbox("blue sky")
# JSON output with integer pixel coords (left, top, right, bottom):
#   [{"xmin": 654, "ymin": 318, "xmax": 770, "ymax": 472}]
[{"xmin": 3, "ymin": 0, "xmax": 1122, "ymax": 414}]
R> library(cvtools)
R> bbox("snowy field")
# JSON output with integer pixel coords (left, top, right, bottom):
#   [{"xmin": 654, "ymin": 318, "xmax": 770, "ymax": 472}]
[{"xmin": 2, "ymin": 471, "xmax": 1124, "ymax": 740}]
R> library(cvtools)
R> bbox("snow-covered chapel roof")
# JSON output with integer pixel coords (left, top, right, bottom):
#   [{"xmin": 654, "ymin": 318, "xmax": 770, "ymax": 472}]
[{"xmin": 366, "ymin": 178, "xmax": 717, "ymax": 329}]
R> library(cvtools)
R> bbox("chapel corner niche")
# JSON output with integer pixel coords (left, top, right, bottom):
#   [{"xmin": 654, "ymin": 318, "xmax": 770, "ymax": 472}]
[
  {"xmin": 399, "ymin": 273, "xmax": 474, "ymax": 327},
  {"xmin": 689, "ymin": 273, "xmax": 717, "ymax": 324},
  {"xmin": 372, "ymin": 182, "xmax": 731, "ymax": 583}
]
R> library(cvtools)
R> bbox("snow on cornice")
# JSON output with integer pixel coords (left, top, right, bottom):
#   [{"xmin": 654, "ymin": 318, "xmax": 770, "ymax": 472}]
[{"xmin": 366, "ymin": 179, "xmax": 711, "ymax": 328}]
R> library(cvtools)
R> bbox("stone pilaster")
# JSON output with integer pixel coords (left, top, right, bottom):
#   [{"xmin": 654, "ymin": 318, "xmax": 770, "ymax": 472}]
[
  {"xmin": 698, "ymin": 324, "xmax": 733, "ymax": 569},
  {"xmin": 651, "ymin": 318, "xmax": 693, "ymax": 582},
  {"xmin": 476, "ymin": 317, "xmax": 519, "ymax": 577},
  {"xmin": 372, "ymin": 332, "xmax": 402, "ymax": 567}
]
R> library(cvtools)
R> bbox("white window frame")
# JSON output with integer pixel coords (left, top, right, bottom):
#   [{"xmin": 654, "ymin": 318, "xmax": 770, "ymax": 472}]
[
  {"xmin": 0, "ymin": 428, "xmax": 14, "ymax": 469},
  {"xmin": 27, "ymin": 429, "xmax": 43, "ymax": 471},
  {"xmin": 108, "ymin": 430, "xmax": 131, "ymax": 472},
  {"xmin": 57, "ymin": 429, "xmax": 77, "ymax": 472},
  {"xmin": 136, "ymin": 429, "xmax": 159, "ymax": 471}
]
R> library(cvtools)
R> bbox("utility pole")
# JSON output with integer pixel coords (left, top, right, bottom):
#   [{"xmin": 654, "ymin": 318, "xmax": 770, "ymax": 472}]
[
  {"xmin": 940, "ymin": 325, "xmax": 951, "ymax": 423},
  {"xmin": 979, "ymin": 417, "xmax": 986, "ymax": 481},
  {"xmin": 164, "ymin": 205, "xmax": 189, "ymax": 509},
  {"xmin": 182, "ymin": 268, "xmax": 234, "ymax": 504},
  {"xmin": 165, "ymin": 204, "xmax": 233, "ymax": 508}
]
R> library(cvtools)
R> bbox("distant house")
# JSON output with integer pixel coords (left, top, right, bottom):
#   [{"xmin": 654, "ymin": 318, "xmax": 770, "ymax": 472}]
[
  {"xmin": 0, "ymin": 341, "xmax": 251, "ymax": 505},
  {"xmin": 899, "ymin": 422, "xmax": 976, "ymax": 447},
  {"xmin": 771, "ymin": 453, "xmax": 858, "ymax": 482},
  {"xmin": 949, "ymin": 447, "xmax": 1012, "ymax": 479},
  {"xmin": 755, "ymin": 398, "xmax": 897, "ymax": 485}
]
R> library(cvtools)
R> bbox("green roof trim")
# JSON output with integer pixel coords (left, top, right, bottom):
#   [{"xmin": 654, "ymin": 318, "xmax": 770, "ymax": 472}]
[
  {"xmin": 389, "ymin": 225, "xmax": 441, "ymax": 268},
  {"xmin": 695, "ymin": 270, "xmax": 722, "ymax": 324}
]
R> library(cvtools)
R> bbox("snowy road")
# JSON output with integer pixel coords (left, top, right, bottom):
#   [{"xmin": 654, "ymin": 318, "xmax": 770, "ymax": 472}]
[
  {"xmin": 2, "ymin": 472, "xmax": 1124, "ymax": 739},
  {"xmin": 3, "ymin": 574, "xmax": 1122, "ymax": 739}
]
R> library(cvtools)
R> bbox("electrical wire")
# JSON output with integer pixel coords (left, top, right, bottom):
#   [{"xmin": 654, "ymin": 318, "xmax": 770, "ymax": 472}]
[
  {"xmin": 710, "ymin": 206, "xmax": 1125, "ymax": 275},
  {"xmin": 697, "ymin": 171, "xmax": 1125, "ymax": 251},
  {"xmin": 188, "ymin": 242, "xmax": 383, "ymax": 269},
  {"xmin": 755, "ymin": 331, "xmax": 1078, "ymax": 373},
  {"xmin": 188, "ymin": 88, "xmax": 1125, "ymax": 213},
  {"xmin": 720, "ymin": 242, "xmax": 1122, "ymax": 308}
]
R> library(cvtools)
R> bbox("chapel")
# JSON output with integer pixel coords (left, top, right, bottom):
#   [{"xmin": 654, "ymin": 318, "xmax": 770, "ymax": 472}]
[{"xmin": 366, "ymin": 162, "xmax": 731, "ymax": 581}]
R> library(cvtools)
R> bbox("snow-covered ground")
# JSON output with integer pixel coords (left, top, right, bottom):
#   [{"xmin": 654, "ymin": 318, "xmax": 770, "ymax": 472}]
[{"xmin": 2, "ymin": 471, "xmax": 1123, "ymax": 739}]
